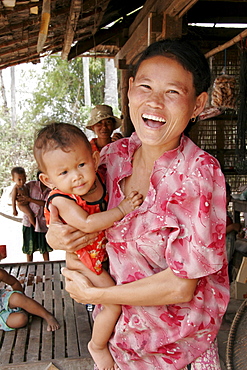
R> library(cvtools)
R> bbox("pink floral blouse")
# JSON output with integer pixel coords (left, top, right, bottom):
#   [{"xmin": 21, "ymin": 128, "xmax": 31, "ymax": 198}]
[{"xmin": 100, "ymin": 133, "xmax": 229, "ymax": 369}]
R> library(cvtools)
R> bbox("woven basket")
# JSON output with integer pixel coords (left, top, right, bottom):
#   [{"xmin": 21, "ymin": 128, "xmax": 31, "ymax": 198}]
[{"xmin": 226, "ymin": 299, "xmax": 247, "ymax": 369}]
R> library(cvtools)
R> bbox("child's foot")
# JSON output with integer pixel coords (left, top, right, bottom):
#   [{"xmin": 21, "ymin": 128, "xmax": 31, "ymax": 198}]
[
  {"xmin": 88, "ymin": 340, "xmax": 120, "ymax": 370},
  {"xmin": 45, "ymin": 314, "xmax": 60, "ymax": 331}
]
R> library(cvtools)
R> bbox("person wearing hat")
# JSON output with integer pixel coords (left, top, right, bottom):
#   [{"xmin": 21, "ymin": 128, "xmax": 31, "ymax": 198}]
[{"xmin": 86, "ymin": 105, "xmax": 123, "ymax": 153}]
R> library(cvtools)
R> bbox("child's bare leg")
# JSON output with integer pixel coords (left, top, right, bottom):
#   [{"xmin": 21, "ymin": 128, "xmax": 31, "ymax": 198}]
[
  {"xmin": 18, "ymin": 204, "xmax": 36, "ymax": 227},
  {"xmin": 66, "ymin": 252, "xmax": 115, "ymax": 286},
  {"xmin": 8, "ymin": 292, "xmax": 60, "ymax": 331},
  {"xmin": 43, "ymin": 251, "xmax": 50, "ymax": 261},
  {"xmin": 66, "ymin": 252, "xmax": 120, "ymax": 369},
  {"xmin": 26, "ymin": 253, "xmax": 33, "ymax": 262},
  {"xmin": 6, "ymin": 311, "xmax": 28, "ymax": 329},
  {"xmin": 88, "ymin": 304, "xmax": 121, "ymax": 370}
]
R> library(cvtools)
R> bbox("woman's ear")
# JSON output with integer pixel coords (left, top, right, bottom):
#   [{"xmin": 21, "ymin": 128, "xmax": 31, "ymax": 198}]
[
  {"xmin": 39, "ymin": 172, "xmax": 54, "ymax": 190},
  {"xmin": 128, "ymin": 77, "xmax": 134, "ymax": 99},
  {"xmin": 92, "ymin": 151, "xmax": 100, "ymax": 171},
  {"xmin": 193, "ymin": 92, "xmax": 208, "ymax": 117}
]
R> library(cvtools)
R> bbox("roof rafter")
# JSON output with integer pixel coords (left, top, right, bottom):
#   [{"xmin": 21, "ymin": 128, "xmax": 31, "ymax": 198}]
[{"xmin": 61, "ymin": 0, "xmax": 82, "ymax": 60}]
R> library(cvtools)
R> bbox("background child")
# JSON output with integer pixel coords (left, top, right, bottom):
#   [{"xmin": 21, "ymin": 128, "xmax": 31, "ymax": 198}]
[
  {"xmin": 0, "ymin": 267, "xmax": 60, "ymax": 332},
  {"xmin": 33, "ymin": 122, "xmax": 143, "ymax": 370},
  {"xmin": 11, "ymin": 167, "xmax": 36, "ymax": 227},
  {"xmin": 18, "ymin": 172, "xmax": 53, "ymax": 262}
]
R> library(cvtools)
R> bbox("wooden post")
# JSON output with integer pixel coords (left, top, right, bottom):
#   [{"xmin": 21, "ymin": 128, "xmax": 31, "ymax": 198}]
[
  {"xmin": 120, "ymin": 69, "xmax": 134, "ymax": 137},
  {"xmin": 162, "ymin": 14, "xmax": 182, "ymax": 39}
]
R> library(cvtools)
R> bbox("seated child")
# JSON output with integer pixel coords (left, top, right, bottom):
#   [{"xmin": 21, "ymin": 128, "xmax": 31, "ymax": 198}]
[
  {"xmin": 0, "ymin": 267, "xmax": 60, "ymax": 332},
  {"xmin": 11, "ymin": 167, "xmax": 36, "ymax": 227},
  {"xmin": 33, "ymin": 122, "xmax": 143, "ymax": 370}
]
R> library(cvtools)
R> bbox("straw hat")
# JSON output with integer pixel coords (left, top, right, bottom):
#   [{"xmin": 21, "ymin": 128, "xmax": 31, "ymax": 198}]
[{"xmin": 86, "ymin": 105, "xmax": 122, "ymax": 130}]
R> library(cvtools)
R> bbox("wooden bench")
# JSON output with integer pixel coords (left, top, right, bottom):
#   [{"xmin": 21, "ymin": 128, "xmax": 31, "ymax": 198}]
[{"xmin": 0, "ymin": 261, "xmax": 94, "ymax": 369}]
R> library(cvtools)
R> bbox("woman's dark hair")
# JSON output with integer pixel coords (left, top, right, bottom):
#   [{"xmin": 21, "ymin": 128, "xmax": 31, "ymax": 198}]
[{"xmin": 131, "ymin": 38, "xmax": 211, "ymax": 97}]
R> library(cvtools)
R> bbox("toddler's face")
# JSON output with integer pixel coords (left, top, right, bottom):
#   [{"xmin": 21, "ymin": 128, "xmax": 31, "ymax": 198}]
[
  {"xmin": 41, "ymin": 140, "xmax": 99, "ymax": 196},
  {"xmin": 12, "ymin": 173, "xmax": 26, "ymax": 186}
]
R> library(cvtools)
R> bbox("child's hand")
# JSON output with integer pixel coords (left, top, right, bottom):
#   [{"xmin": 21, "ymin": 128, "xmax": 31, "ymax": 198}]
[
  {"xmin": 118, "ymin": 191, "xmax": 143, "ymax": 216},
  {"xmin": 13, "ymin": 209, "xmax": 18, "ymax": 216}
]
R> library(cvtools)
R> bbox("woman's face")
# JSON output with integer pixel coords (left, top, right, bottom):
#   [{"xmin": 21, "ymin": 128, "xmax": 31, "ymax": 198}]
[
  {"xmin": 128, "ymin": 56, "xmax": 207, "ymax": 152},
  {"xmin": 91, "ymin": 118, "xmax": 114, "ymax": 139}
]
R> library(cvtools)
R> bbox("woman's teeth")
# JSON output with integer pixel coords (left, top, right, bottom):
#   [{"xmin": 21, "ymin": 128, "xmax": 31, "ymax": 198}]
[{"xmin": 142, "ymin": 114, "xmax": 166, "ymax": 127}]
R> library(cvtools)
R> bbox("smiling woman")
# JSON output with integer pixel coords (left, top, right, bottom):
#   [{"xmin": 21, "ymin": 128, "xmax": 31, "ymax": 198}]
[
  {"xmin": 46, "ymin": 39, "xmax": 229, "ymax": 370},
  {"xmin": 128, "ymin": 55, "xmax": 207, "ymax": 153}
]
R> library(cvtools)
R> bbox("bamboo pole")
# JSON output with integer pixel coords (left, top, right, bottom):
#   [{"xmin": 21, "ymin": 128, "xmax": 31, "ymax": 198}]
[
  {"xmin": 205, "ymin": 28, "xmax": 247, "ymax": 58},
  {"xmin": 37, "ymin": 0, "xmax": 51, "ymax": 54}
]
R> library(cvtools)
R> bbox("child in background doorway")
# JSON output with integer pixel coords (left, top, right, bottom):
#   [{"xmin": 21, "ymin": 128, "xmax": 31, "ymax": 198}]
[
  {"xmin": 33, "ymin": 122, "xmax": 143, "ymax": 370},
  {"xmin": 0, "ymin": 267, "xmax": 60, "ymax": 332},
  {"xmin": 11, "ymin": 167, "xmax": 36, "ymax": 227}
]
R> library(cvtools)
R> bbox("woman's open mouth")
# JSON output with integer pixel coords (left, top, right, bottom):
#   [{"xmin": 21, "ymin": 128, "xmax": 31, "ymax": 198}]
[{"xmin": 142, "ymin": 114, "xmax": 166, "ymax": 128}]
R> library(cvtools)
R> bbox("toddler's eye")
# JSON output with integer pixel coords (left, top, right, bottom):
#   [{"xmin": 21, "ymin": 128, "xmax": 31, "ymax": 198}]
[
  {"xmin": 78, "ymin": 163, "xmax": 85, "ymax": 168},
  {"xmin": 60, "ymin": 170, "xmax": 67, "ymax": 176}
]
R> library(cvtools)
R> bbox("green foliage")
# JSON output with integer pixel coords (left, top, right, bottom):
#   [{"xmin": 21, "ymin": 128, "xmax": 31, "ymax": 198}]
[
  {"xmin": 89, "ymin": 57, "xmax": 105, "ymax": 106},
  {"xmin": 21, "ymin": 55, "xmax": 105, "ymax": 128},
  {"xmin": 0, "ymin": 119, "xmax": 37, "ymax": 192},
  {"xmin": 0, "ymin": 54, "xmax": 112, "ymax": 193}
]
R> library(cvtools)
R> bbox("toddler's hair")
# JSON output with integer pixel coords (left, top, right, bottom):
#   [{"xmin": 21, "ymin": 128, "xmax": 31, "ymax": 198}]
[
  {"xmin": 11, "ymin": 166, "xmax": 26, "ymax": 177},
  {"xmin": 33, "ymin": 122, "xmax": 91, "ymax": 172}
]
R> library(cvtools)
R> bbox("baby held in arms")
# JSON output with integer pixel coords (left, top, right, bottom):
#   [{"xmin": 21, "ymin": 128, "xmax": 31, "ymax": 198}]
[{"xmin": 33, "ymin": 122, "xmax": 143, "ymax": 370}]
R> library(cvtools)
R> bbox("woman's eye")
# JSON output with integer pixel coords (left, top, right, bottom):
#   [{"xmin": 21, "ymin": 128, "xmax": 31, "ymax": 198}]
[
  {"xmin": 141, "ymin": 84, "xmax": 150, "ymax": 89},
  {"xmin": 168, "ymin": 90, "xmax": 179, "ymax": 94},
  {"xmin": 78, "ymin": 163, "xmax": 85, "ymax": 168}
]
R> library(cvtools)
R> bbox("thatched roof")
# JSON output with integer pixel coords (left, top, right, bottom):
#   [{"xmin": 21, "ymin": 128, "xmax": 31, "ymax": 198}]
[
  {"xmin": 0, "ymin": 0, "xmax": 247, "ymax": 70},
  {"xmin": 0, "ymin": 0, "xmax": 144, "ymax": 70}
]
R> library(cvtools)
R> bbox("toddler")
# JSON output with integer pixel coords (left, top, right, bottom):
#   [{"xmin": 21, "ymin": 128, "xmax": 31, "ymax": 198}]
[
  {"xmin": 11, "ymin": 167, "xmax": 36, "ymax": 227},
  {"xmin": 33, "ymin": 122, "xmax": 143, "ymax": 370},
  {"xmin": 0, "ymin": 267, "xmax": 60, "ymax": 332}
]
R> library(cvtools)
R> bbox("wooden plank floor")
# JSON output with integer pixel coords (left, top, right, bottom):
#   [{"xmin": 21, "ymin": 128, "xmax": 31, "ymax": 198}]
[{"xmin": 0, "ymin": 261, "xmax": 94, "ymax": 369}]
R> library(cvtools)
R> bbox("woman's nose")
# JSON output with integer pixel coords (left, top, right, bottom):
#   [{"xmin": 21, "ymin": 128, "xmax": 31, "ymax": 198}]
[{"xmin": 146, "ymin": 92, "xmax": 164, "ymax": 109}]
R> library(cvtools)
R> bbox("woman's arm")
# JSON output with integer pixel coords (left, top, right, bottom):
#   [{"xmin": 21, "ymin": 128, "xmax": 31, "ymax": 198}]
[
  {"xmin": 46, "ymin": 204, "xmax": 99, "ymax": 252},
  {"xmin": 62, "ymin": 267, "xmax": 198, "ymax": 307}
]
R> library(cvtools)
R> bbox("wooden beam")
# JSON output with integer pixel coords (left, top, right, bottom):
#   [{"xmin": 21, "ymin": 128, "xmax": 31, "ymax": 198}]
[
  {"xmin": 161, "ymin": 14, "xmax": 182, "ymax": 39},
  {"xmin": 205, "ymin": 28, "xmax": 247, "ymax": 58},
  {"xmin": 61, "ymin": 0, "xmax": 82, "ymax": 60},
  {"xmin": 115, "ymin": 0, "xmax": 199, "ymax": 67},
  {"xmin": 166, "ymin": 0, "xmax": 198, "ymax": 18},
  {"xmin": 37, "ymin": 0, "xmax": 51, "ymax": 53},
  {"xmin": 68, "ymin": 19, "xmax": 130, "ymax": 60}
]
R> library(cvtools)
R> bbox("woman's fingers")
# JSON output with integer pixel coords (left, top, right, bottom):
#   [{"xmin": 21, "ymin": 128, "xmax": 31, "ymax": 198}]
[
  {"xmin": 47, "ymin": 204, "xmax": 99, "ymax": 252},
  {"xmin": 61, "ymin": 267, "xmax": 94, "ymax": 303}
]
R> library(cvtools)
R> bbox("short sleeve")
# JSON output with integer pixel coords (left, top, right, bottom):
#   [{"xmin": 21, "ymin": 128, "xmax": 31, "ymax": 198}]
[{"xmin": 165, "ymin": 163, "xmax": 226, "ymax": 279}]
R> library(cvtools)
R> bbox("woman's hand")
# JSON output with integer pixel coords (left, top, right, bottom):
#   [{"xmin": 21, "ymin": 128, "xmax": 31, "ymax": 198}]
[
  {"xmin": 62, "ymin": 267, "xmax": 95, "ymax": 303},
  {"xmin": 46, "ymin": 204, "xmax": 99, "ymax": 252}
]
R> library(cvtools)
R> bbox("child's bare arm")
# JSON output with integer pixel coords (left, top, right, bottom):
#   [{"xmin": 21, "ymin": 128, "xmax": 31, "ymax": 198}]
[
  {"xmin": 0, "ymin": 269, "xmax": 23, "ymax": 292},
  {"xmin": 52, "ymin": 191, "xmax": 143, "ymax": 234},
  {"xmin": 11, "ymin": 186, "xmax": 18, "ymax": 215}
]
